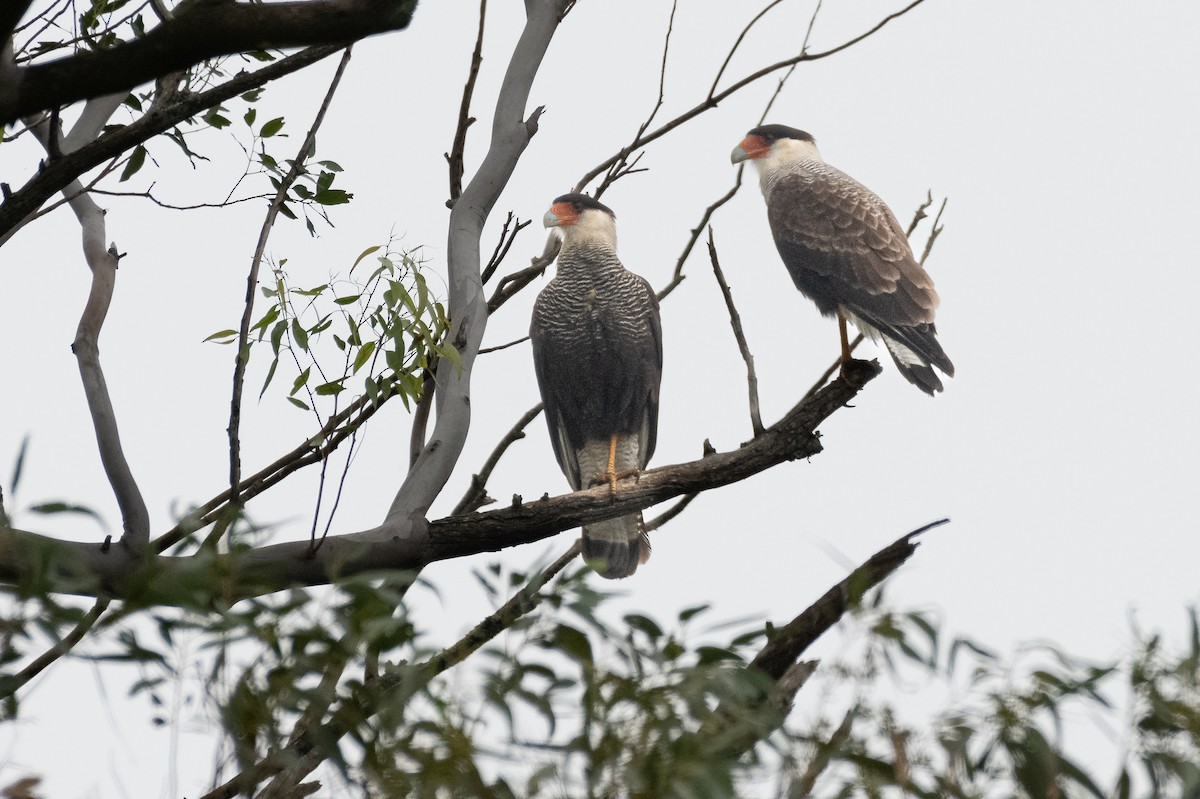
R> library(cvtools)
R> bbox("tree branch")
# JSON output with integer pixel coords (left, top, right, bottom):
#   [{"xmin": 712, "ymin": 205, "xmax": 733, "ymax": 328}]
[
  {"xmin": 707, "ymin": 227, "xmax": 762, "ymax": 437},
  {"xmin": 0, "ymin": 44, "xmax": 346, "ymax": 243},
  {"xmin": 379, "ymin": 0, "xmax": 569, "ymax": 540},
  {"xmin": 0, "ymin": 0, "xmax": 417, "ymax": 126},
  {"xmin": 228, "ymin": 47, "xmax": 353, "ymax": 503},
  {"xmin": 699, "ymin": 518, "xmax": 947, "ymax": 759},
  {"xmin": 573, "ymin": 0, "xmax": 928, "ymax": 193},
  {"xmin": 0, "ymin": 361, "xmax": 880, "ymax": 603},
  {"xmin": 446, "ymin": 0, "xmax": 487, "ymax": 205},
  {"xmin": 25, "ymin": 113, "xmax": 151, "ymax": 554}
]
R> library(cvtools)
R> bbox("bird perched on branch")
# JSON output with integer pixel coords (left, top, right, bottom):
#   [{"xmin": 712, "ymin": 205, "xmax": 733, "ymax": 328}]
[
  {"xmin": 531, "ymin": 193, "xmax": 662, "ymax": 579},
  {"xmin": 731, "ymin": 125, "xmax": 953, "ymax": 395}
]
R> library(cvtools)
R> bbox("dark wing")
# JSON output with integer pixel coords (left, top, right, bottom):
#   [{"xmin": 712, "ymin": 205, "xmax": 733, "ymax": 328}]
[
  {"xmin": 530, "ymin": 275, "xmax": 662, "ymax": 489},
  {"xmin": 767, "ymin": 165, "xmax": 953, "ymax": 377},
  {"xmin": 766, "ymin": 166, "xmax": 938, "ymax": 328},
  {"xmin": 630, "ymin": 273, "xmax": 662, "ymax": 469}
]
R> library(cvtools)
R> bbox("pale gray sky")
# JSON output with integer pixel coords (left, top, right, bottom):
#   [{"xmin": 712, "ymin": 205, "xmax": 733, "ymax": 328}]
[{"xmin": 2, "ymin": 1, "xmax": 1199, "ymax": 794}]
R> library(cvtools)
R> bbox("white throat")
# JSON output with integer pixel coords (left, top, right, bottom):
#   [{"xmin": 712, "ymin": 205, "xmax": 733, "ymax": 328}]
[
  {"xmin": 559, "ymin": 209, "xmax": 618, "ymax": 250},
  {"xmin": 755, "ymin": 137, "xmax": 824, "ymax": 194}
]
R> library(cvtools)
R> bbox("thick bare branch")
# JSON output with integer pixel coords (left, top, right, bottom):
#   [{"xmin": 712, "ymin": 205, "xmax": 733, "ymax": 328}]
[
  {"xmin": 699, "ymin": 519, "xmax": 947, "ymax": 760},
  {"xmin": 0, "ymin": 362, "xmax": 880, "ymax": 603},
  {"xmin": 25, "ymin": 114, "xmax": 151, "ymax": 553},
  {"xmin": 748, "ymin": 518, "xmax": 947, "ymax": 681},
  {"xmin": 0, "ymin": 45, "xmax": 345, "ymax": 243},
  {"xmin": 0, "ymin": 0, "xmax": 416, "ymax": 126},
  {"xmin": 378, "ymin": 0, "xmax": 569, "ymax": 546}
]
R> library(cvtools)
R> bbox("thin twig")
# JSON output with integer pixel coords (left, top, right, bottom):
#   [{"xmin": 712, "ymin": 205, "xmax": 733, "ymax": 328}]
[
  {"xmin": 0, "ymin": 598, "xmax": 110, "ymax": 698},
  {"xmin": 486, "ymin": 235, "xmax": 559, "ymax": 314},
  {"xmin": 905, "ymin": 190, "xmax": 934, "ymax": 237},
  {"xmin": 446, "ymin": 0, "xmax": 487, "ymax": 204},
  {"xmin": 707, "ymin": 227, "xmax": 763, "ymax": 436},
  {"xmin": 408, "ymin": 366, "xmax": 435, "ymax": 469},
  {"xmin": 481, "ymin": 211, "xmax": 530, "ymax": 285},
  {"xmin": 452, "ymin": 403, "xmax": 544, "ymax": 515},
  {"xmin": 919, "ymin": 197, "xmax": 947, "ymax": 266},
  {"xmin": 643, "ymin": 492, "xmax": 697, "ymax": 534},
  {"xmin": 574, "ymin": 0, "xmax": 927, "ymax": 193},
  {"xmin": 592, "ymin": 0, "xmax": 677, "ymax": 197},
  {"xmin": 478, "ymin": 335, "xmax": 529, "ymax": 355},
  {"xmin": 227, "ymin": 47, "xmax": 353, "ymax": 506},
  {"xmin": 211, "ymin": 539, "xmax": 580, "ymax": 799}
]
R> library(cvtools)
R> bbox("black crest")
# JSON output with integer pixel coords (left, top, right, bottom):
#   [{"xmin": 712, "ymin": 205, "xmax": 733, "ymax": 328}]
[
  {"xmin": 748, "ymin": 124, "xmax": 815, "ymax": 145},
  {"xmin": 552, "ymin": 192, "xmax": 615, "ymax": 218}
]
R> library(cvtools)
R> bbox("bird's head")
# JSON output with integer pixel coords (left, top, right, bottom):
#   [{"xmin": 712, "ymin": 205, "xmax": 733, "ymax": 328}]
[
  {"xmin": 731, "ymin": 125, "xmax": 821, "ymax": 171},
  {"xmin": 544, "ymin": 192, "xmax": 617, "ymax": 248}
]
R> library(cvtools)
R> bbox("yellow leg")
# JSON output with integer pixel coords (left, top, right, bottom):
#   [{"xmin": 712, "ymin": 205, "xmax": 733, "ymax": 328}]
[
  {"xmin": 606, "ymin": 434, "xmax": 619, "ymax": 492},
  {"xmin": 838, "ymin": 312, "xmax": 852, "ymax": 364}
]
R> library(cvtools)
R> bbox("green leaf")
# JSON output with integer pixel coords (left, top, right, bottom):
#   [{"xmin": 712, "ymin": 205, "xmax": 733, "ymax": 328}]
[
  {"xmin": 334, "ymin": 294, "xmax": 361, "ymax": 306},
  {"xmin": 314, "ymin": 189, "xmax": 352, "ymax": 206},
  {"xmin": 243, "ymin": 108, "xmax": 256, "ymax": 126},
  {"xmin": 290, "ymin": 318, "xmax": 308, "ymax": 351},
  {"xmin": 353, "ymin": 340, "xmax": 376, "ymax": 373},
  {"xmin": 119, "ymin": 145, "xmax": 146, "ymax": 182},
  {"xmin": 286, "ymin": 396, "xmax": 310, "ymax": 411},
  {"xmin": 203, "ymin": 328, "xmax": 239, "ymax": 343},
  {"xmin": 203, "ymin": 108, "xmax": 231, "ymax": 129},
  {"xmin": 260, "ymin": 117, "xmax": 285, "ymax": 138},
  {"xmin": 351, "ymin": 245, "xmax": 382, "ymax": 271},
  {"xmin": 624, "ymin": 614, "xmax": 663, "ymax": 641},
  {"xmin": 314, "ymin": 381, "xmax": 345, "ymax": 396},
  {"xmin": 290, "ymin": 366, "xmax": 311, "ymax": 397},
  {"xmin": 9, "ymin": 434, "xmax": 30, "ymax": 496},
  {"xmin": 28, "ymin": 501, "xmax": 109, "ymax": 533}
]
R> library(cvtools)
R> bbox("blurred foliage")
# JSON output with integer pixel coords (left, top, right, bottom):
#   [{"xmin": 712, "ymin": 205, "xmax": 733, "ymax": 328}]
[
  {"xmin": 8, "ymin": 559, "xmax": 1199, "ymax": 797},
  {"xmin": 204, "ymin": 243, "xmax": 453, "ymax": 416},
  {"xmin": 8, "ymin": 0, "xmax": 354, "ymax": 232}
]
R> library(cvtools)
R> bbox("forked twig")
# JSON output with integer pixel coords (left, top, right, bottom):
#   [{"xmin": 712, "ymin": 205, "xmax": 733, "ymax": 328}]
[
  {"xmin": 707, "ymin": 227, "xmax": 763, "ymax": 436},
  {"xmin": 228, "ymin": 47, "xmax": 353, "ymax": 504}
]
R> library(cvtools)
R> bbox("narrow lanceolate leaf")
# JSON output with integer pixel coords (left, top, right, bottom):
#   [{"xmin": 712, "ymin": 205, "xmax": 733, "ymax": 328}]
[
  {"xmin": 352, "ymin": 340, "xmax": 376, "ymax": 373},
  {"xmin": 28, "ymin": 502, "xmax": 109, "ymax": 533},
  {"xmin": 290, "ymin": 366, "xmax": 311, "ymax": 396},
  {"xmin": 203, "ymin": 329, "xmax": 239, "ymax": 343},
  {"xmin": 9, "ymin": 435, "xmax": 30, "ymax": 495},
  {"xmin": 290, "ymin": 317, "xmax": 308, "ymax": 351},
  {"xmin": 352, "ymin": 245, "xmax": 382, "ymax": 271},
  {"xmin": 119, "ymin": 145, "xmax": 147, "ymax": 182}
]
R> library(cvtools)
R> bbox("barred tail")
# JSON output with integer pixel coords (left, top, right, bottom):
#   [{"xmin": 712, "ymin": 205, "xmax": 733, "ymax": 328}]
[{"xmin": 581, "ymin": 512, "xmax": 651, "ymax": 579}]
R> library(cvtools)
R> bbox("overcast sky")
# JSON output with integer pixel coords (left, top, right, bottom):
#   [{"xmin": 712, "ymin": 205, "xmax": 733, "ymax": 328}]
[{"xmin": 3, "ymin": 1, "xmax": 1199, "ymax": 795}]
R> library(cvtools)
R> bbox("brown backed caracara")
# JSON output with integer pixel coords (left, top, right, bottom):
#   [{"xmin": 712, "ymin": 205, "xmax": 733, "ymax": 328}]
[
  {"xmin": 530, "ymin": 193, "xmax": 662, "ymax": 578},
  {"xmin": 731, "ymin": 125, "xmax": 953, "ymax": 395}
]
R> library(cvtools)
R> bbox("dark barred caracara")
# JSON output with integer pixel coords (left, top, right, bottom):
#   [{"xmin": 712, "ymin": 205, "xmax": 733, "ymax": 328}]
[
  {"xmin": 531, "ymin": 193, "xmax": 662, "ymax": 579},
  {"xmin": 731, "ymin": 125, "xmax": 954, "ymax": 395}
]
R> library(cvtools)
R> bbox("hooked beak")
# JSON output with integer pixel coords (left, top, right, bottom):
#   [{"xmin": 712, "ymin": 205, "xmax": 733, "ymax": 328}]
[
  {"xmin": 730, "ymin": 134, "xmax": 769, "ymax": 164},
  {"xmin": 543, "ymin": 202, "xmax": 577, "ymax": 229}
]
